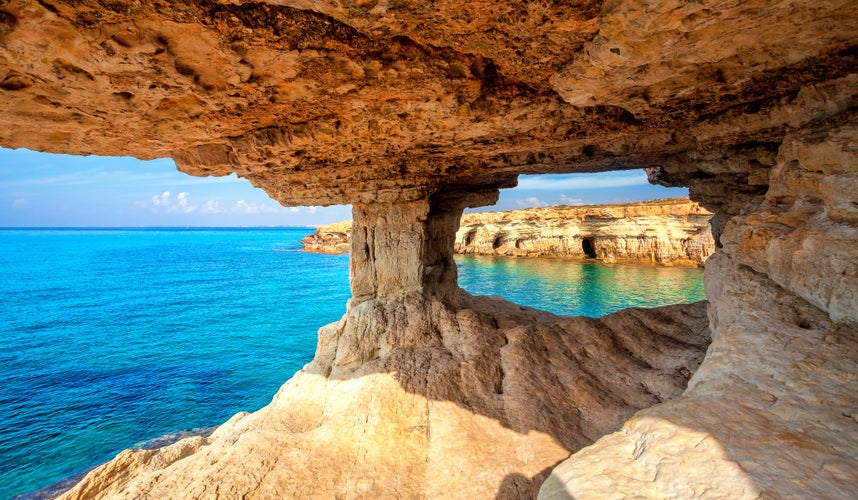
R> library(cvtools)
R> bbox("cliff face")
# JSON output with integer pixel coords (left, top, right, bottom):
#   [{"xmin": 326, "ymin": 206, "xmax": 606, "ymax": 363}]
[
  {"xmin": 1, "ymin": 0, "xmax": 857, "ymax": 498},
  {"xmin": 300, "ymin": 220, "xmax": 351, "ymax": 254},
  {"xmin": 541, "ymin": 123, "xmax": 858, "ymax": 499},
  {"xmin": 304, "ymin": 199, "xmax": 715, "ymax": 266},
  {"xmin": 457, "ymin": 199, "xmax": 713, "ymax": 265},
  {"xmin": 64, "ymin": 296, "xmax": 711, "ymax": 499}
]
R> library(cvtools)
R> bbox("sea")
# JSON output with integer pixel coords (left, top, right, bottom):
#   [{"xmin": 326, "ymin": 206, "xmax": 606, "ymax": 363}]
[{"xmin": 0, "ymin": 228, "xmax": 706, "ymax": 498}]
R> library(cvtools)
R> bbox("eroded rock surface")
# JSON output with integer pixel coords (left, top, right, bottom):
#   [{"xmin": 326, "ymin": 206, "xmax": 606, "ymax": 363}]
[
  {"xmin": 2, "ymin": 0, "xmax": 857, "ymax": 498},
  {"xmin": 301, "ymin": 219, "xmax": 351, "ymax": 253},
  {"xmin": 63, "ymin": 293, "xmax": 710, "ymax": 499},
  {"xmin": 305, "ymin": 198, "xmax": 715, "ymax": 266},
  {"xmin": 1, "ymin": 1, "xmax": 856, "ymax": 206},
  {"xmin": 541, "ymin": 115, "xmax": 858, "ymax": 500}
]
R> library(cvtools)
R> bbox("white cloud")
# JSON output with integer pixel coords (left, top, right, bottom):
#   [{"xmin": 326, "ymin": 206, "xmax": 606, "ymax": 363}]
[
  {"xmin": 152, "ymin": 191, "xmax": 170, "ymax": 206},
  {"xmin": 201, "ymin": 200, "xmax": 223, "ymax": 214},
  {"xmin": 515, "ymin": 197, "xmax": 549, "ymax": 208},
  {"xmin": 144, "ymin": 192, "xmax": 322, "ymax": 218},
  {"xmin": 560, "ymin": 194, "xmax": 584, "ymax": 205},
  {"xmin": 177, "ymin": 192, "xmax": 196, "ymax": 213},
  {"xmin": 149, "ymin": 191, "xmax": 197, "ymax": 213},
  {"xmin": 517, "ymin": 171, "xmax": 649, "ymax": 191},
  {"xmin": 235, "ymin": 199, "xmax": 258, "ymax": 214},
  {"xmin": 12, "ymin": 198, "xmax": 28, "ymax": 209},
  {"xmin": 233, "ymin": 200, "xmax": 281, "ymax": 215}
]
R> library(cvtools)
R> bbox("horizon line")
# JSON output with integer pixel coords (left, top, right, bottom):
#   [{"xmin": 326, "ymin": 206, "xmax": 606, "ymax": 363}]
[{"xmin": 0, "ymin": 225, "xmax": 321, "ymax": 229}]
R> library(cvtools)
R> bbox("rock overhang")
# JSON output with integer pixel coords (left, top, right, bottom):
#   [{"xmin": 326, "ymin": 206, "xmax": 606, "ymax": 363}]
[
  {"xmin": 1, "ymin": 0, "xmax": 856, "ymax": 207},
  {"xmin": 3, "ymin": 2, "xmax": 858, "ymax": 498}
]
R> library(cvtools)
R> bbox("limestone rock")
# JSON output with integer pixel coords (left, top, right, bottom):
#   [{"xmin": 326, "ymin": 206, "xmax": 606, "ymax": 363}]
[
  {"xmin": 62, "ymin": 293, "xmax": 711, "ymax": 499},
  {"xmin": 2, "ymin": 0, "xmax": 858, "ymax": 498},
  {"xmin": 1, "ymin": 1, "xmax": 856, "ymax": 205},
  {"xmin": 721, "ymin": 124, "xmax": 858, "ymax": 328},
  {"xmin": 304, "ymin": 198, "xmax": 715, "ymax": 266},
  {"xmin": 540, "ymin": 253, "xmax": 858, "ymax": 500},
  {"xmin": 300, "ymin": 220, "xmax": 351, "ymax": 254},
  {"xmin": 455, "ymin": 199, "xmax": 713, "ymax": 266},
  {"xmin": 540, "ymin": 113, "xmax": 858, "ymax": 500}
]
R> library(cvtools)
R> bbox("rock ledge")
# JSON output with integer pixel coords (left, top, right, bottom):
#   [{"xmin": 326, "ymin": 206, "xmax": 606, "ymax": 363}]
[{"xmin": 303, "ymin": 198, "xmax": 715, "ymax": 266}]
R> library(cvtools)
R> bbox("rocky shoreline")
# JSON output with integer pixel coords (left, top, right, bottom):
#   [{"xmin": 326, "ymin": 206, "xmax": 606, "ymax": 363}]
[
  {"xmin": 302, "ymin": 198, "xmax": 715, "ymax": 266},
  {"xmin": 3, "ymin": 1, "xmax": 856, "ymax": 497}
]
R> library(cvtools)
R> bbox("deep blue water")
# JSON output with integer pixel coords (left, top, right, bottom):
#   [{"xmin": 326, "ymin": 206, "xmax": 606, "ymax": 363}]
[{"xmin": 0, "ymin": 228, "xmax": 705, "ymax": 498}]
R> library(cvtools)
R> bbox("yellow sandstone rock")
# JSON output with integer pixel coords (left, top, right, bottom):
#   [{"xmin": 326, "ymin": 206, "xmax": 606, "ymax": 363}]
[
  {"xmin": 0, "ymin": 0, "xmax": 855, "ymax": 498},
  {"xmin": 304, "ymin": 198, "xmax": 715, "ymax": 266}
]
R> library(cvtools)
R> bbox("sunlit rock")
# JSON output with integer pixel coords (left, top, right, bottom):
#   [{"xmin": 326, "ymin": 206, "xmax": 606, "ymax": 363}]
[
  {"xmin": 304, "ymin": 198, "xmax": 715, "ymax": 266},
  {"xmin": 0, "ymin": 0, "xmax": 856, "ymax": 498}
]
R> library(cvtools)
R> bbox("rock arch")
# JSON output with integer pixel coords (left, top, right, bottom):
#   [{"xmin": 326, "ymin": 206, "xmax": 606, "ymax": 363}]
[{"xmin": 0, "ymin": 0, "xmax": 856, "ymax": 497}]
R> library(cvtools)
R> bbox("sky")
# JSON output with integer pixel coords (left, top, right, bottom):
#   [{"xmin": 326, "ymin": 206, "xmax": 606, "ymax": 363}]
[{"xmin": 0, "ymin": 147, "xmax": 688, "ymax": 227}]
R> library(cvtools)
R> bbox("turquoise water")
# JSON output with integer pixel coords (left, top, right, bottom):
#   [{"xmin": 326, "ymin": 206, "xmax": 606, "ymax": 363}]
[
  {"xmin": 455, "ymin": 254, "xmax": 706, "ymax": 317},
  {"xmin": 0, "ymin": 228, "xmax": 705, "ymax": 498}
]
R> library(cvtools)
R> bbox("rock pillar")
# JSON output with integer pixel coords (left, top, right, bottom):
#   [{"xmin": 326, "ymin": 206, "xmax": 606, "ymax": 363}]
[
  {"xmin": 57, "ymin": 181, "xmax": 714, "ymax": 500},
  {"xmin": 312, "ymin": 185, "xmax": 507, "ymax": 375},
  {"xmin": 348, "ymin": 187, "xmax": 502, "ymax": 307}
]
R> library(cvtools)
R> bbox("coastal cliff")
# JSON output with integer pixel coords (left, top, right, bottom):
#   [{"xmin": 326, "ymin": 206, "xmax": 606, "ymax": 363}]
[
  {"xmin": 1, "ymin": 0, "xmax": 856, "ymax": 498},
  {"xmin": 303, "ymin": 198, "xmax": 714, "ymax": 266},
  {"xmin": 542, "ymin": 124, "xmax": 858, "ymax": 499},
  {"xmin": 301, "ymin": 220, "xmax": 351, "ymax": 254},
  {"xmin": 64, "ymin": 295, "xmax": 712, "ymax": 499}
]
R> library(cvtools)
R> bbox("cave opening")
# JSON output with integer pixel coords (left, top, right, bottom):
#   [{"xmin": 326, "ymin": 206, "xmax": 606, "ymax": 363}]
[
  {"xmin": 454, "ymin": 171, "xmax": 708, "ymax": 318},
  {"xmin": 581, "ymin": 237, "xmax": 597, "ymax": 258},
  {"xmin": 463, "ymin": 229, "xmax": 476, "ymax": 246}
]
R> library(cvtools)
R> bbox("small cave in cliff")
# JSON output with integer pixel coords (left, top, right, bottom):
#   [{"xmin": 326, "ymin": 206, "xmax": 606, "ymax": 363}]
[
  {"xmin": 492, "ymin": 235, "xmax": 504, "ymax": 250},
  {"xmin": 462, "ymin": 229, "xmax": 476, "ymax": 247},
  {"xmin": 581, "ymin": 237, "xmax": 597, "ymax": 258}
]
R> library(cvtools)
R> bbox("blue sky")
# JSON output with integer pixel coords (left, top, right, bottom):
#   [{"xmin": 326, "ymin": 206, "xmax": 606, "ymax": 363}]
[{"xmin": 0, "ymin": 147, "xmax": 688, "ymax": 227}]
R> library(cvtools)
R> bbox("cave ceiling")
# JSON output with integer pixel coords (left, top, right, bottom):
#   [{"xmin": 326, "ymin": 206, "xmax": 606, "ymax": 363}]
[{"xmin": 0, "ymin": 0, "xmax": 856, "ymax": 205}]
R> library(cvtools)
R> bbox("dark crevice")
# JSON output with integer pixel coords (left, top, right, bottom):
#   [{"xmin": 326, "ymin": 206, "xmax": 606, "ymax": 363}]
[
  {"xmin": 36, "ymin": 0, "xmax": 60, "ymax": 15},
  {"xmin": 582, "ymin": 237, "xmax": 597, "ymax": 258},
  {"xmin": 665, "ymin": 43, "xmax": 858, "ymax": 126},
  {"xmin": 0, "ymin": 10, "xmax": 16, "ymax": 36}
]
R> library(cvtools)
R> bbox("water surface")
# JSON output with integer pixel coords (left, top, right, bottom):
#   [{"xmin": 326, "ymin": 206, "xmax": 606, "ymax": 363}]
[
  {"xmin": 0, "ymin": 228, "xmax": 704, "ymax": 497},
  {"xmin": 456, "ymin": 254, "xmax": 705, "ymax": 317}
]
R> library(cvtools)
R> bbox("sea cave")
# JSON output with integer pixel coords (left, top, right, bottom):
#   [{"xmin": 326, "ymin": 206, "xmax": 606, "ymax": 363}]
[{"xmin": 0, "ymin": 0, "xmax": 856, "ymax": 498}]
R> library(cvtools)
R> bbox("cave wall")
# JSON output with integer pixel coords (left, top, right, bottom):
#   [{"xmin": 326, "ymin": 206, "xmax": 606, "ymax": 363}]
[
  {"xmin": 541, "ymin": 105, "xmax": 858, "ymax": 499},
  {"xmin": 724, "ymin": 125, "xmax": 858, "ymax": 327},
  {"xmin": 303, "ymin": 199, "xmax": 716, "ymax": 266},
  {"xmin": 1, "ymin": 0, "xmax": 857, "ymax": 498},
  {"xmin": 454, "ymin": 200, "xmax": 714, "ymax": 265}
]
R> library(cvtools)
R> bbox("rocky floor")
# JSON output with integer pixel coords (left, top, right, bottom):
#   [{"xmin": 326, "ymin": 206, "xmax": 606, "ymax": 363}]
[
  {"xmin": 542, "ymin": 253, "xmax": 858, "ymax": 499},
  {"xmin": 2, "ymin": 1, "xmax": 856, "ymax": 498},
  {"xmin": 62, "ymin": 293, "xmax": 711, "ymax": 499}
]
